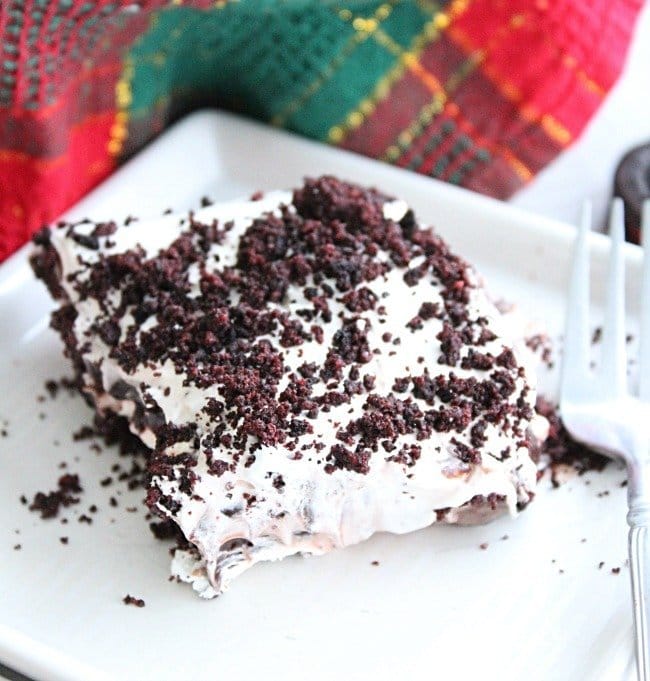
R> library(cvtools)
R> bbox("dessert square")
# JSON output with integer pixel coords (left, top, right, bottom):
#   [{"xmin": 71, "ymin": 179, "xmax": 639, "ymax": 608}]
[{"xmin": 32, "ymin": 176, "xmax": 546, "ymax": 597}]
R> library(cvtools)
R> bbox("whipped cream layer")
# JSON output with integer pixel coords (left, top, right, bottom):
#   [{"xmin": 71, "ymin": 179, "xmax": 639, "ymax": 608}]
[{"xmin": 34, "ymin": 177, "xmax": 546, "ymax": 597}]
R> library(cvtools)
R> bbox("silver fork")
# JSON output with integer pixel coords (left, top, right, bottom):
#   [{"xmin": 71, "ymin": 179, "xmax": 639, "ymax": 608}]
[{"xmin": 561, "ymin": 199, "xmax": 650, "ymax": 680}]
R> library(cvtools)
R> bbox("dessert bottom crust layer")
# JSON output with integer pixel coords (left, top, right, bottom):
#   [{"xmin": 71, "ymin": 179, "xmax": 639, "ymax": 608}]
[{"xmin": 85, "ymin": 392, "xmax": 536, "ymax": 599}]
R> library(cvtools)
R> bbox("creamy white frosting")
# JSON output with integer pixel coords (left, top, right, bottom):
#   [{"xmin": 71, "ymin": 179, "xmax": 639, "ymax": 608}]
[{"xmin": 47, "ymin": 191, "xmax": 546, "ymax": 598}]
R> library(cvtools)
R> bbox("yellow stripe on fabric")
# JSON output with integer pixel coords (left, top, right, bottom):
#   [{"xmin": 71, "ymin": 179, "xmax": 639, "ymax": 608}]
[
  {"xmin": 449, "ymin": 29, "xmax": 572, "ymax": 146},
  {"xmin": 528, "ymin": 1, "xmax": 607, "ymax": 97},
  {"xmin": 540, "ymin": 115, "xmax": 571, "ymax": 145},
  {"xmin": 109, "ymin": 57, "xmax": 134, "ymax": 156},
  {"xmin": 270, "ymin": 32, "xmax": 367, "ymax": 128},
  {"xmin": 443, "ymin": 103, "xmax": 534, "ymax": 181},
  {"xmin": 447, "ymin": 11, "xmax": 583, "ymax": 147},
  {"xmin": 327, "ymin": 0, "xmax": 454, "ymax": 144},
  {"xmin": 380, "ymin": 5, "xmax": 544, "ymax": 181},
  {"xmin": 562, "ymin": 54, "xmax": 605, "ymax": 96},
  {"xmin": 328, "ymin": 61, "xmax": 406, "ymax": 142},
  {"xmin": 447, "ymin": 25, "xmax": 565, "ymax": 143},
  {"xmin": 379, "ymin": 0, "xmax": 476, "ymax": 162},
  {"xmin": 384, "ymin": 94, "xmax": 533, "ymax": 183},
  {"xmin": 270, "ymin": 2, "xmax": 397, "ymax": 128},
  {"xmin": 115, "ymin": 10, "xmax": 201, "ymax": 122},
  {"xmin": 109, "ymin": 8, "xmax": 176, "ymax": 157},
  {"xmin": 111, "ymin": 5, "xmax": 204, "ymax": 156}
]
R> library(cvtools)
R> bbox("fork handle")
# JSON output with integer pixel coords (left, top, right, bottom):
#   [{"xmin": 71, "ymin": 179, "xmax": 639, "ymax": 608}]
[{"xmin": 628, "ymin": 505, "xmax": 650, "ymax": 681}]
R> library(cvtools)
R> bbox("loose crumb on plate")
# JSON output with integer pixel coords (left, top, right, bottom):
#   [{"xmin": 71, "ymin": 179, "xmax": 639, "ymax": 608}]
[
  {"xmin": 525, "ymin": 333, "xmax": 553, "ymax": 369},
  {"xmin": 28, "ymin": 473, "xmax": 83, "ymax": 519},
  {"xmin": 123, "ymin": 594, "xmax": 145, "ymax": 608}
]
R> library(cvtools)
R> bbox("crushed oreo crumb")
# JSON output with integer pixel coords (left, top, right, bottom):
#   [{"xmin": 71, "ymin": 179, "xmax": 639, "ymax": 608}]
[
  {"xmin": 536, "ymin": 397, "xmax": 609, "ymax": 483},
  {"xmin": 123, "ymin": 594, "xmax": 145, "ymax": 607},
  {"xmin": 28, "ymin": 474, "xmax": 83, "ymax": 519}
]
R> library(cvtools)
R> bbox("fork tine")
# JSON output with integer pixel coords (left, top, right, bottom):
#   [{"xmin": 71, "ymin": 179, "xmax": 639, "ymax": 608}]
[
  {"xmin": 561, "ymin": 202, "xmax": 592, "ymax": 401},
  {"xmin": 600, "ymin": 198, "xmax": 627, "ymax": 397},
  {"xmin": 639, "ymin": 200, "xmax": 650, "ymax": 401}
]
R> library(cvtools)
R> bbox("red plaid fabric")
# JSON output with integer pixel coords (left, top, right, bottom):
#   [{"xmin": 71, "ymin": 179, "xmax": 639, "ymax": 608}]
[{"xmin": 0, "ymin": 0, "xmax": 643, "ymax": 262}]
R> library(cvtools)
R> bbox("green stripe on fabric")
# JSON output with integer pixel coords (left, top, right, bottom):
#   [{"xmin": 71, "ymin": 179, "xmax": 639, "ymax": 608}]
[
  {"xmin": 284, "ymin": 35, "xmax": 396, "ymax": 139},
  {"xmin": 448, "ymin": 148, "xmax": 491, "ymax": 184},
  {"xmin": 379, "ymin": 1, "xmax": 431, "ymax": 49},
  {"xmin": 126, "ymin": 4, "xmax": 357, "ymax": 121},
  {"xmin": 430, "ymin": 133, "xmax": 470, "ymax": 177},
  {"xmin": 406, "ymin": 120, "xmax": 454, "ymax": 169}
]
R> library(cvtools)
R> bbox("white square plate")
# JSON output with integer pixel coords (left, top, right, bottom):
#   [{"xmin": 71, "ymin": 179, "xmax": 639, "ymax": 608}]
[{"xmin": 0, "ymin": 111, "xmax": 640, "ymax": 681}]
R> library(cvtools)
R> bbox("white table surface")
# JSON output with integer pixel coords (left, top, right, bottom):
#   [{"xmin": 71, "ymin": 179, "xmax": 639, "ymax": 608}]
[{"xmin": 511, "ymin": 2, "xmax": 650, "ymax": 232}]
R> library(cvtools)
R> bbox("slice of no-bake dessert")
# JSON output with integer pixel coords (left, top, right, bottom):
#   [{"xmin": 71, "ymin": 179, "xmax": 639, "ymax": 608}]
[{"xmin": 32, "ymin": 176, "xmax": 547, "ymax": 597}]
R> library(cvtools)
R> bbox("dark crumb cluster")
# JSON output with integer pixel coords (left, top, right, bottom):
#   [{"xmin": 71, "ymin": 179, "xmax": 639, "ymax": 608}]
[
  {"xmin": 16, "ymin": 406, "xmax": 155, "ymax": 556},
  {"xmin": 122, "ymin": 594, "xmax": 145, "ymax": 607},
  {"xmin": 525, "ymin": 334, "xmax": 553, "ymax": 369},
  {"xmin": 149, "ymin": 519, "xmax": 185, "ymax": 542},
  {"xmin": 44, "ymin": 376, "xmax": 77, "ymax": 400},
  {"xmin": 536, "ymin": 398, "xmax": 609, "ymax": 484},
  {"xmin": 28, "ymin": 473, "xmax": 83, "ymax": 519}
]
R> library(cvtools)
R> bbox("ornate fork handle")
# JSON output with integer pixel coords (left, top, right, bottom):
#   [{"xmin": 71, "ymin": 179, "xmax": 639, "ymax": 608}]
[{"xmin": 628, "ymin": 500, "xmax": 650, "ymax": 680}]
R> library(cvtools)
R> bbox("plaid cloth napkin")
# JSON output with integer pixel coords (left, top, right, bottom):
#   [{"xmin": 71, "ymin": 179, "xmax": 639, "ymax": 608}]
[{"xmin": 0, "ymin": 0, "xmax": 643, "ymax": 262}]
